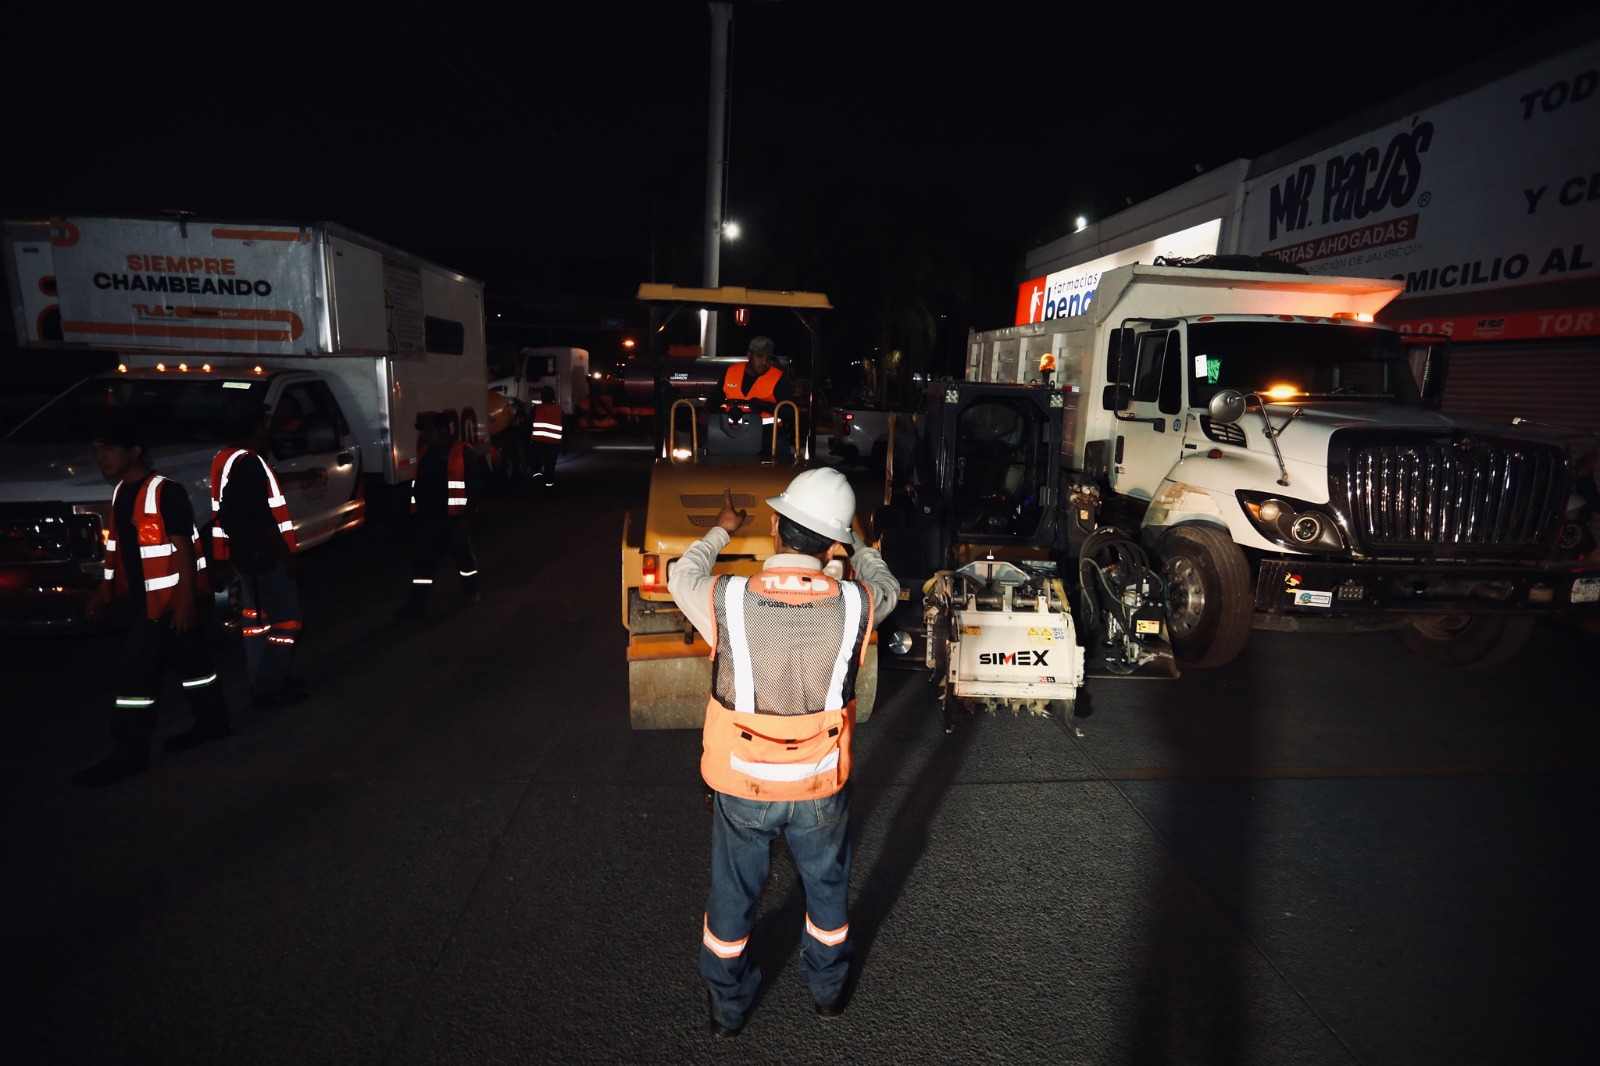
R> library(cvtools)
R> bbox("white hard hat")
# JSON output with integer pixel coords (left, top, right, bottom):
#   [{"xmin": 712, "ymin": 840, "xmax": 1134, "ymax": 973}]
[{"xmin": 767, "ymin": 467, "xmax": 860, "ymax": 547}]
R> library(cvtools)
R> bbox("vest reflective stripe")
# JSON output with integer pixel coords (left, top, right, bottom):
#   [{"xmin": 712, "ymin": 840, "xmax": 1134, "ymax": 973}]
[
  {"xmin": 210, "ymin": 447, "xmax": 298, "ymax": 559},
  {"xmin": 721, "ymin": 577, "xmax": 757, "ymax": 712},
  {"xmin": 730, "ymin": 747, "xmax": 840, "ymax": 783},
  {"xmin": 805, "ymin": 915, "xmax": 849, "ymax": 946},
  {"xmin": 182, "ymin": 673, "xmax": 219, "ymax": 688},
  {"xmin": 702, "ymin": 915, "xmax": 748, "ymax": 959},
  {"xmin": 107, "ymin": 475, "xmax": 207, "ymax": 619},
  {"xmin": 410, "ymin": 442, "xmax": 470, "ymax": 515},
  {"xmin": 531, "ymin": 401, "xmax": 564, "ymax": 442},
  {"xmin": 828, "ymin": 584, "xmax": 864, "ymax": 706},
  {"xmin": 116, "ymin": 696, "xmax": 156, "ymax": 708}
]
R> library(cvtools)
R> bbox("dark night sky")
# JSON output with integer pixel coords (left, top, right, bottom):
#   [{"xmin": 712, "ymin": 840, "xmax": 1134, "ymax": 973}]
[{"xmin": 4, "ymin": 1, "xmax": 1597, "ymax": 354}]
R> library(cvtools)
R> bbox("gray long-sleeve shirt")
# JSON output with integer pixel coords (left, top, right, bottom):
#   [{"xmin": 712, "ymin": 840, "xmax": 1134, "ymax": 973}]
[{"xmin": 667, "ymin": 526, "xmax": 900, "ymax": 645}]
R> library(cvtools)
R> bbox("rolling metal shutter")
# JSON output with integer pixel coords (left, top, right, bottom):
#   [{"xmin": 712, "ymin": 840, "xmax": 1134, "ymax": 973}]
[{"xmin": 1441, "ymin": 342, "xmax": 1600, "ymax": 440}]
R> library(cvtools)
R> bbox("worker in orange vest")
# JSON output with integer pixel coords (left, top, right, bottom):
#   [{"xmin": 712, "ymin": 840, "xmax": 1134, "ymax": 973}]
[
  {"xmin": 667, "ymin": 468, "xmax": 898, "ymax": 1037},
  {"xmin": 75, "ymin": 418, "xmax": 231, "ymax": 786},
  {"xmin": 721, "ymin": 335, "xmax": 794, "ymax": 456},
  {"xmin": 529, "ymin": 385, "xmax": 564, "ymax": 487},
  {"xmin": 212, "ymin": 400, "xmax": 307, "ymax": 709},
  {"xmin": 397, "ymin": 412, "xmax": 486, "ymax": 619}
]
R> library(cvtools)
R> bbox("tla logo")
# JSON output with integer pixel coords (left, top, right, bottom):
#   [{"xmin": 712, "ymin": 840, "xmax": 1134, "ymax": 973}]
[
  {"xmin": 978, "ymin": 649, "xmax": 1050, "ymax": 666},
  {"xmin": 1268, "ymin": 122, "xmax": 1433, "ymax": 241}
]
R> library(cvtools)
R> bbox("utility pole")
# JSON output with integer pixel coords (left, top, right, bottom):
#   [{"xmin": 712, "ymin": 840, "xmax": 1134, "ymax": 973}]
[{"xmin": 702, "ymin": 1, "xmax": 732, "ymax": 360}]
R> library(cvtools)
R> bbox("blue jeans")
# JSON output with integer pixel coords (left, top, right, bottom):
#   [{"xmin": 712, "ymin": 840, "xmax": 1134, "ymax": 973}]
[{"xmin": 700, "ymin": 786, "xmax": 853, "ymax": 1029}]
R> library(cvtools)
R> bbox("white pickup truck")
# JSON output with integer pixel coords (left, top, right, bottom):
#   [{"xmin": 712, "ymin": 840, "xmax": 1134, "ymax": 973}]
[{"xmin": 826, "ymin": 403, "xmax": 914, "ymax": 472}]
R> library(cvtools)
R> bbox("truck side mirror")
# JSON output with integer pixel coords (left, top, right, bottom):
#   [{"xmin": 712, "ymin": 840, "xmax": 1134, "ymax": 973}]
[
  {"xmin": 1102, "ymin": 382, "xmax": 1130, "ymax": 411},
  {"xmin": 1207, "ymin": 389, "xmax": 1247, "ymax": 425}
]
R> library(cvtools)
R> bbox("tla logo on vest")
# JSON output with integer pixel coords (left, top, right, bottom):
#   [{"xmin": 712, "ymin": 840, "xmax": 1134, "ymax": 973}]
[
  {"xmin": 978, "ymin": 649, "xmax": 1050, "ymax": 666},
  {"xmin": 758, "ymin": 573, "xmax": 832, "ymax": 593}
]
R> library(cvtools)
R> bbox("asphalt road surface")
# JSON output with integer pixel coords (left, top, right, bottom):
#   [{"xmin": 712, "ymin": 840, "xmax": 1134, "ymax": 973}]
[{"xmin": 2, "ymin": 443, "xmax": 1596, "ymax": 1065}]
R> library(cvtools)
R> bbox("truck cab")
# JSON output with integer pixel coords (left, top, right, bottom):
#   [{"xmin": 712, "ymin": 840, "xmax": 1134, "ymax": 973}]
[{"xmin": 966, "ymin": 262, "xmax": 1600, "ymax": 670}]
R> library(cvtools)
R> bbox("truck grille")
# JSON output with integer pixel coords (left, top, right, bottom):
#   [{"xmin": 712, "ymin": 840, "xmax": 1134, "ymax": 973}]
[{"xmin": 1341, "ymin": 435, "xmax": 1567, "ymax": 553}]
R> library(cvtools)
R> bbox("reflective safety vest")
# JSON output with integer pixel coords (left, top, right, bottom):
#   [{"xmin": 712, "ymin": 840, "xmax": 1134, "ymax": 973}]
[
  {"xmin": 700, "ymin": 568, "xmax": 874, "ymax": 801},
  {"xmin": 722, "ymin": 363, "xmax": 785, "ymax": 425},
  {"xmin": 104, "ymin": 475, "xmax": 209, "ymax": 619},
  {"xmin": 530, "ymin": 401, "xmax": 564, "ymax": 444},
  {"xmin": 410, "ymin": 441, "xmax": 469, "ymax": 515},
  {"xmin": 209, "ymin": 446, "xmax": 298, "ymax": 561}
]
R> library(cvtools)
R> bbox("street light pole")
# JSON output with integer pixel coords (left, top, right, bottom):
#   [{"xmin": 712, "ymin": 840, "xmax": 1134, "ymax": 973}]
[{"xmin": 702, "ymin": 1, "xmax": 732, "ymax": 360}]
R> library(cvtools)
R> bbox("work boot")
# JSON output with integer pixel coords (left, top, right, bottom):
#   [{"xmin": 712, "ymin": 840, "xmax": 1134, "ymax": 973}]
[{"xmin": 72, "ymin": 751, "xmax": 150, "ymax": 787}]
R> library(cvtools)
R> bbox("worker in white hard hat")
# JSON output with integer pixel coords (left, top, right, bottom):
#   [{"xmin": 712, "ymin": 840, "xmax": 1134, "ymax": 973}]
[{"xmin": 667, "ymin": 466, "xmax": 898, "ymax": 1038}]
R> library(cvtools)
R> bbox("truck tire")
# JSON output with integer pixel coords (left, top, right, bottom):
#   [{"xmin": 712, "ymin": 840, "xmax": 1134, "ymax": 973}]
[
  {"xmin": 1394, "ymin": 613, "xmax": 1535, "ymax": 668},
  {"xmin": 1159, "ymin": 524, "xmax": 1253, "ymax": 669}
]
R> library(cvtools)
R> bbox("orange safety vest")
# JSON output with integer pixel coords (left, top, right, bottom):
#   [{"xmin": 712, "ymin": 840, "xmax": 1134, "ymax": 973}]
[
  {"xmin": 209, "ymin": 447, "xmax": 298, "ymax": 561},
  {"xmin": 530, "ymin": 401, "xmax": 564, "ymax": 444},
  {"xmin": 104, "ymin": 475, "xmax": 209, "ymax": 619},
  {"xmin": 700, "ymin": 568, "xmax": 874, "ymax": 801},
  {"xmin": 410, "ymin": 441, "xmax": 470, "ymax": 515},
  {"xmin": 723, "ymin": 362, "xmax": 784, "ymax": 405}
]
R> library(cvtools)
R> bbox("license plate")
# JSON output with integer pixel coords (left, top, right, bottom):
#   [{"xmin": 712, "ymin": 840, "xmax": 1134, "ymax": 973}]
[{"xmin": 1573, "ymin": 577, "xmax": 1600, "ymax": 605}]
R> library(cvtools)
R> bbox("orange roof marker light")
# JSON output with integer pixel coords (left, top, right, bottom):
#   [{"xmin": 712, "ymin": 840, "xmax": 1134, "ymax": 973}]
[{"xmin": 1263, "ymin": 384, "xmax": 1302, "ymax": 401}]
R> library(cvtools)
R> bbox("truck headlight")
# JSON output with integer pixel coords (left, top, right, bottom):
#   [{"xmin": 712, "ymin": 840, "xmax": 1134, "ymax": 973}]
[{"xmin": 1238, "ymin": 491, "xmax": 1348, "ymax": 553}]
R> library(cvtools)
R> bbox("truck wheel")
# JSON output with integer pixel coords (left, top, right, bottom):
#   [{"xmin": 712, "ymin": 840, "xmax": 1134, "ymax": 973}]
[
  {"xmin": 1394, "ymin": 614, "xmax": 1535, "ymax": 668},
  {"xmin": 1159, "ymin": 524, "xmax": 1253, "ymax": 669}
]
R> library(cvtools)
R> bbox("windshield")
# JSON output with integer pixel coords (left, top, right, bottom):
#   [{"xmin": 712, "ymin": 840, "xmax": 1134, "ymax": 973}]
[
  {"xmin": 1186, "ymin": 321, "xmax": 1420, "ymax": 407},
  {"xmin": 5, "ymin": 374, "xmax": 270, "ymax": 446}
]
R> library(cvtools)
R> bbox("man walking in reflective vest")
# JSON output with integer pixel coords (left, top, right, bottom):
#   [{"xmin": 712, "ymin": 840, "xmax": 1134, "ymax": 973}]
[
  {"xmin": 529, "ymin": 385, "xmax": 564, "ymax": 487},
  {"xmin": 212, "ymin": 400, "xmax": 307, "ymax": 709},
  {"xmin": 668, "ymin": 467, "xmax": 898, "ymax": 1037},
  {"xmin": 397, "ymin": 411, "xmax": 485, "ymax": 618},
  {"xmin": 75, "ymin": 418, "xmax": 231, "ymax": 786}
]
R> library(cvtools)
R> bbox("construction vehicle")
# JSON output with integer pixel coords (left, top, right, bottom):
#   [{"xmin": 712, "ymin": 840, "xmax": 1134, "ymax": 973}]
[
  {"xmin": 620, "ymin": 284, "xmax": 880, "ymax": 729},
  {"xmin": 0, "ymin": 214, "xmax": 489, "ymax": 630},
  {"xmin": 959, "ymin": 257, "xmax": 1600, "ymax": 669},
  {"xmin": 872, "ymin": 379, "xmax": 1163, "ymax": 732}
]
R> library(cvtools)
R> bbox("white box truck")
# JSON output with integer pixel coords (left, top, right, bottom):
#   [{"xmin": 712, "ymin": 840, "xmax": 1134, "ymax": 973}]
[
  {"xmin": 963, "ymin": 260, "xmax": 1600, "ymax": 668},
  {"xmin": 489, "ymin": 345, "xmax": 589, "ymax": 417},
  {"xmin": 0, "ymin": 214, "xmax": 490, "ymax": 630}
]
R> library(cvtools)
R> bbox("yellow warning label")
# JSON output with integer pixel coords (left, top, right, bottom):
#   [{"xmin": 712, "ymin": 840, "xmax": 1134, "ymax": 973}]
[
  {"xmin": 1026, "ymin": 626, "xmax": 1056, "ymax": 642},
  {"xmin": 961, "ymin": 625, "xmax": 981, "ymax": 635}
]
